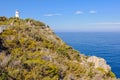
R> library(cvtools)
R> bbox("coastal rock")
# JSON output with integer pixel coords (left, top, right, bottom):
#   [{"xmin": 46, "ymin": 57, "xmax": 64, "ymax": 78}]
[{"xmin": 87, "ymin": 56, "xmax": 111, "ymax": 72}]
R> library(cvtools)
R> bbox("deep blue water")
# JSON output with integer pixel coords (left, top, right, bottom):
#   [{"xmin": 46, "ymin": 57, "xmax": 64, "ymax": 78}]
[{"xmin": 56, "ymin": 32, "xmax": 120, "ymax": 78}]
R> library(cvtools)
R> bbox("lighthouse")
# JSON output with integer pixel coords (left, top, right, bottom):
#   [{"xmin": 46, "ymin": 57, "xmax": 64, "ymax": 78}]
[{"xmin": 15, "ymin": 10, "xmax": 20, "ymax": 18}]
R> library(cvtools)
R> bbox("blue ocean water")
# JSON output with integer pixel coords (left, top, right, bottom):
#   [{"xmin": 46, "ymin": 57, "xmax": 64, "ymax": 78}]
[{"xmin": 56, "ymin": 32, "xmax": 120, "ymax": 78}]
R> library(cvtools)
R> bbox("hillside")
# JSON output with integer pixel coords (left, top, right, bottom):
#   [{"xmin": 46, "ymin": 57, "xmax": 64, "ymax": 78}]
[{"xmin": 0, "ymin": 16, "xmax": 116, "ymax": 80}]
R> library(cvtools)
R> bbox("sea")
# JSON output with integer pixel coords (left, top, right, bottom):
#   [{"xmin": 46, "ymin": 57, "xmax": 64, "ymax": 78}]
[{"xmin": 56, "ymin": 32, "xmax": 120, "ymax": 78}]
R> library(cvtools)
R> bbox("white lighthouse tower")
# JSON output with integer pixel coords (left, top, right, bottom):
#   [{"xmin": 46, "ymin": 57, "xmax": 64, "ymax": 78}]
[{"xmin": 15, "ymin": 10, "xmax": 20, "ymax": 18}]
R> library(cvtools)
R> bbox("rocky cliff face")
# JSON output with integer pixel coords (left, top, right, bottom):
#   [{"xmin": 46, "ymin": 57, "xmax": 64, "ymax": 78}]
[
  {"xmin": 0, "ymin": 17, "xmax": 116, "ymax": 80},
  {"xmin": 87, "ymin": 56, "xmax": 111, "ymax": 72}
]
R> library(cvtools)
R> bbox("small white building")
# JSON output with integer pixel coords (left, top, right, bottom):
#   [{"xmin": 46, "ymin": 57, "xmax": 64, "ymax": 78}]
[{"xmin": 15, "ymin": 10, "xmax": 20, "ymax": 18}]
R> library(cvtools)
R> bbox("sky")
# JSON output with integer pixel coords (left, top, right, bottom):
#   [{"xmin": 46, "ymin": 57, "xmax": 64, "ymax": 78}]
[{"xmin": 1, "ymin": 0, "xmax": 120, "ymax": 32}]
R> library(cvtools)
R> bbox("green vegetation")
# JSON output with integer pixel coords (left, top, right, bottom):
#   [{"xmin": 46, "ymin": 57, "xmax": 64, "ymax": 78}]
[
  {"xmin": 107, "ymin": 71, "xmax": 116, "ymax": 78},
  {"xmin": 96, "ymin": 67, "xmax": 106, "ymax": 73},
  {"xmin": 0, "ymin": 16, "xmax": 116, "ymax": 80}
]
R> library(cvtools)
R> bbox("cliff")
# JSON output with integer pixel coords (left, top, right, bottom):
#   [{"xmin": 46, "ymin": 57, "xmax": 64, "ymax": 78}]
[{"xmin": 0, "ymin": 16, "xmax": 116, "ymax": 80}]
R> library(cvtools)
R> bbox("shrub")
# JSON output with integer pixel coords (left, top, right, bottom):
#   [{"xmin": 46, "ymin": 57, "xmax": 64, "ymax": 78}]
[{"xmin": 107, "ymin": 71, "xmax": 116, "ymax": 78}]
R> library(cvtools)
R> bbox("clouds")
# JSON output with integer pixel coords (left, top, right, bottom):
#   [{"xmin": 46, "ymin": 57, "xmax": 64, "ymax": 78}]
[
  {"xmin": 89, "ymin": 10, "xmax": 97, "ymax": 14},
  {"xmin": 44, "ymin": 10, "xmax": 97, "ymax": 17},
  {"xmin": 75, "ymin": 10, "xmax": 97, "ymax": 15},
  {"xmin": 75, "ymin": 11, "xmax": 83, "ymax": 15},
  {"xmin": 44, "ymin": 13, "xmax": 62, "ymax": 17}
]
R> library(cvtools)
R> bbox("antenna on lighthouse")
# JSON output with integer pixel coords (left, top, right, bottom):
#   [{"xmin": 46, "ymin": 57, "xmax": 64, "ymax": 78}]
[{"xmin": 15, "ymin": 10, "xmax": 20, "ymax": 18}]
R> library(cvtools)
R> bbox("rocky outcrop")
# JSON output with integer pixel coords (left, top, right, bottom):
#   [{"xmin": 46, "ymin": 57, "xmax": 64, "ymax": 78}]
[
  {"xmin": 0, "ymin": 25, "xmax": 7, "ymax": 33},
  {"xmin": 87, "ymin": 56, "xmax": 111, "ymax": 72}
]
